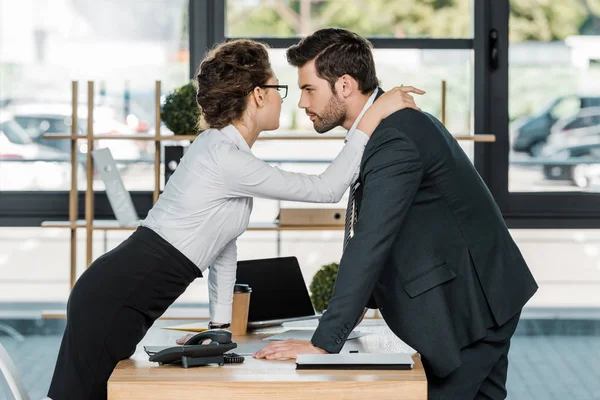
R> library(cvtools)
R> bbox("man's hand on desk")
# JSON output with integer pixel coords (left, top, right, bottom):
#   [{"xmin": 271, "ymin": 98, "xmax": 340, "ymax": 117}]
[{"xmin": 253, "ymin": 340, "xmax": 327, "ymax": 360}]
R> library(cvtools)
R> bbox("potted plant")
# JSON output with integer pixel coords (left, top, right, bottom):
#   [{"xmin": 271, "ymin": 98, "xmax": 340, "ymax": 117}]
[
  {"xmin": 161, "ymin": 81, "xmax": 201, "ymax": 135},
  {"xmin": 309, "ymin": 262, "xmax": 339, "ymax": 313}
]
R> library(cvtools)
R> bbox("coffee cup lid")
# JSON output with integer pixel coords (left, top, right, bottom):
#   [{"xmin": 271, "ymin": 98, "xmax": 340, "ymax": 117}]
[{"xmin": 234, "ymin": 283, "xmax": 252, "ymax": 293}]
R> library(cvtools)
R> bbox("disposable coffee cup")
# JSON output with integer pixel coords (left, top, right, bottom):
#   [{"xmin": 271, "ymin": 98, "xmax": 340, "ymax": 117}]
[{"xmin": 230, "ymin": 283, "xmax": 252, "ymax": 335}]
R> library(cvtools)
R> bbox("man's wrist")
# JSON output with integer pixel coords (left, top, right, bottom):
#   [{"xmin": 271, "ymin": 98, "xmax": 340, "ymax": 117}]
[{"xmin": 310, "ymin": 341, "xmax": 328, "ymax": 354}]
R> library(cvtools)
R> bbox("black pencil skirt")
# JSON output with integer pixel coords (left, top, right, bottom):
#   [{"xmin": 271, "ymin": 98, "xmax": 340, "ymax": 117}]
[{"xmin": 47, "ymin": 226, "xmax": 201, "ymax": 400}]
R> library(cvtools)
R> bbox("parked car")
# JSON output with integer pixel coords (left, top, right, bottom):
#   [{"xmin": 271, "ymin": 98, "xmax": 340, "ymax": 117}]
[
  {"xmin": 5, "ymin": 103, "xmax": 147, "ymax": 163},
  {"xmin": 546, "ymin": 106, "xmax": 600, "ymax": 148},
  {"xmin": 511, "ymin": 95, "xmax": 600, "ymax": 156},
  {"xmin": 2, "ymin": 96, "xmax": 152, "ymax": 133},
  {"xmin": 540, "ymin": 137, "xmax": 600, "ymax": 188},
  {"xmin": 0, "ymin": 113, "xmax": 75, "ymax": 190}
]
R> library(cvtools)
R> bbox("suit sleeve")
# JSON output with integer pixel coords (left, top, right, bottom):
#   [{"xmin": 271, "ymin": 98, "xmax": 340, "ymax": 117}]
[{"xmin": 311, "ymin": 127, "xmax": 423, "ymax": 353}]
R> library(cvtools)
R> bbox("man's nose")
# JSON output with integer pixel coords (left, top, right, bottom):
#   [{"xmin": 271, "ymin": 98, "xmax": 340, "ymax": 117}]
[{"xmin": 298, "ymin": 93, "xmax": 308, "ymax": 109}]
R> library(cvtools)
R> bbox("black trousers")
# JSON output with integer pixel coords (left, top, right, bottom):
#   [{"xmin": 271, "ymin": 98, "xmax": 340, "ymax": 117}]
[
  {"xmin": 423, "ymin": 310, "xmax": 522, "ymax": 400},
  {"xmin": 47, "ymin": 226, "xmax": 201, "ymax": 400}
]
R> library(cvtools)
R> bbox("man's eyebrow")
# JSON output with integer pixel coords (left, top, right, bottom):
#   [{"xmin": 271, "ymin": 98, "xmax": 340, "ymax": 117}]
[{"xmin": 300, "ymin": 84, "xmax": 314, "ymax": 90}]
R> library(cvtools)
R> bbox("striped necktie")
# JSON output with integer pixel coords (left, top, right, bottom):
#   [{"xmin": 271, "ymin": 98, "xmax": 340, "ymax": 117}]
[{"xmin": 343, "ymin": 181, "xmax": 360, "ymax": 251}]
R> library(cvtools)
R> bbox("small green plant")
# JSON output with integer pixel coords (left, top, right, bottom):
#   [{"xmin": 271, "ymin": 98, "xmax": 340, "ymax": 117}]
[
  {"xmin": 310, "ymin": 262, "xmax": 339, "ymax": 313},
  {"xmin": 161, "ymin": 81, "xmax": 201, "ymax": 135}
]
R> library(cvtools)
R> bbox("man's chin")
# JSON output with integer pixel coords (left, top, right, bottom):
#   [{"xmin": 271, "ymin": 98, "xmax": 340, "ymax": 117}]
[{"xmin": 313, "ymin": 124, "xmax": 334, "ymax": 134}]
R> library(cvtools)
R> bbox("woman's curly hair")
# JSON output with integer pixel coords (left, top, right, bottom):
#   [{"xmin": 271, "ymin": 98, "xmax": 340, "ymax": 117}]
[{"xmin": 195, "ymin": 39, "xmax": 272, "ymax": 130}]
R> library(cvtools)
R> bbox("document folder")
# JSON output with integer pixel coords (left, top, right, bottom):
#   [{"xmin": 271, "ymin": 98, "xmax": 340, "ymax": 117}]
[{"xmin": 296, "ymin": 353, "xmax": 414, "ymax": 370}]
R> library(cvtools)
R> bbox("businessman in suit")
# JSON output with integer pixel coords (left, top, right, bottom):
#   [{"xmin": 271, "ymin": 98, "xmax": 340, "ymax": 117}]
[{"xmin": 254, "ymin": 28, "xmax": 538, "ymax": 399}]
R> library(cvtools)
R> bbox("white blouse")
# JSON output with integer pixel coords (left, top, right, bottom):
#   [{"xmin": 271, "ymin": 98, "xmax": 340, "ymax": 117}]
[{"xmin": 140, "ymin": 124, "xmax": 369, "ymax": 323}]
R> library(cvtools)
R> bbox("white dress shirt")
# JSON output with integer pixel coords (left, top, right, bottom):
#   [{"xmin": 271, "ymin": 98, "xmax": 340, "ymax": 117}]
[
  {"xmin": 349, "ymin": 90, "xmax": 377, "ymax": 140},
  {"xmin": 140, "ymin": 121, "xmax": 370, "ymax": 323}
]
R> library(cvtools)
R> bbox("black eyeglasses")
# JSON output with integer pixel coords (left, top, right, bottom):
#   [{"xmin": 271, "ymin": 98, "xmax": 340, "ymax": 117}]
[
  {"xmin": 247, "ymin": 84, "xmax": 288, "ymax": 99},
  {"xmin": 261, "ymin": 85, "xmax": 288, "ymax": 99}
]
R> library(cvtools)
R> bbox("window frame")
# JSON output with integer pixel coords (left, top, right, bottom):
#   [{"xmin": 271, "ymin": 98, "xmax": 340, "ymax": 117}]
[{"xmin": 483, "ymin": 0, "xmax": 600, "ymax": 228}]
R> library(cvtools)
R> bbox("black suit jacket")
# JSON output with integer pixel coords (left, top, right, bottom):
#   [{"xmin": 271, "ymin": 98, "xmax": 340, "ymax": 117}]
[{"xmin": 311, "ymin": 90, "xmax": 538, "ymax": 378}]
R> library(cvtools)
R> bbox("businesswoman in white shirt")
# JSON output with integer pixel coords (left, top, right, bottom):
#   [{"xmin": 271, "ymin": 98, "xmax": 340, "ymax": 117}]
[{"xmin": 47, "ymin": 39, "xmax": 423, "ymax": 399}]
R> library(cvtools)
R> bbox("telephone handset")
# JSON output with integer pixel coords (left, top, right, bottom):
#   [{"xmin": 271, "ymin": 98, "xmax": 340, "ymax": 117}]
[
  {"xmin": 183, "ymin": 329, "xmax": 232, "ymax": 345},
  {"xmin": 147, "ymin": 329, "xmax": 243, "ymax": 368}
]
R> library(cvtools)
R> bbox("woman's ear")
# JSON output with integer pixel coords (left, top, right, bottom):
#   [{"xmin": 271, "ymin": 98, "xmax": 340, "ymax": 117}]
[{"xmin": 251, "ymin": 87, "xmax": 266, "ymax": 108}]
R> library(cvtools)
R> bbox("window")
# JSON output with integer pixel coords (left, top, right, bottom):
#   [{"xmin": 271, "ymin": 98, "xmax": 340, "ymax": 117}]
[
  {"xmin": 226, "ymin": 0, "xmax": 472, "ymax": 38},
  {"xmin": 508, "ymin": 2, "xmax": 600, "ymax": 193},
  {"xmin": 480, "ymin": 0, "xmax": 600, "ymax": 225},
  {"xmin": 225, "ymin": 0, "xmax": 477, "ymax": 161},
  {"xmin": 265, "ymin": 47, "xmax": 474, "ymax": 160},
  {"xmin": 0, "ymin": 0, "xmax": 189, "ymax": 193}
]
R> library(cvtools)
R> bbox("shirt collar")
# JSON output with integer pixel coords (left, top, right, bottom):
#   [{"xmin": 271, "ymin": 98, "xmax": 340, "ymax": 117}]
[
  {"xmin": 348, "ymin": 89, "xmax": 379, "ymax": 133},
  {"xmin": 220, "ymin": 124, "xmax": 252, "ymax": 154}
]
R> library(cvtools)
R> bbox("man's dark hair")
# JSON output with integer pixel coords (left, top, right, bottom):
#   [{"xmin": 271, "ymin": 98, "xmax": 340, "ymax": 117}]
[{"xmin": 286, "ymin": 28, "xmax": 379, "ymax": 94}]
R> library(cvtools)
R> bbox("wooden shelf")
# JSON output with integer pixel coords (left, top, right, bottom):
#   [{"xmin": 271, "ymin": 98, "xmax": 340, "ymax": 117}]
[
  {"xmin": 42, "ymin": 220, "xmax": 136, "ymax": 230},
  {"xmin": 455, "ymin": 134, "xmax": 495, "ymax": 142},
  {"xmin": 42, "ymin": 134, "xmax": 196, "ymax": 141},
  {"xmin": 250, "ymin": 223, "xmax": 345, "ymax": 231},
  {"xmin": 43, "ymin": 133, "xmax": 496, "ymax": 142},
  {"xmin": 41, "ymin": 220, "xmax": 345, "ymax": 231}
]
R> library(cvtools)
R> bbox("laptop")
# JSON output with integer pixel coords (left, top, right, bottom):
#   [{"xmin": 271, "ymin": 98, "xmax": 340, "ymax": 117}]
[
  {"xmin": 296, "ymin": 353, "xmax": 414, "ymax": 370},
  {"xmin": 91, "ymin": 147, "xmax": 139, "ymax": 227},
  {"xmin": 235, "ymin": 257, "xmax": 320, "ymax": 329},
  {"xmin": 278, "ymin": 208, "xmax": 346, "ymax": 226}
]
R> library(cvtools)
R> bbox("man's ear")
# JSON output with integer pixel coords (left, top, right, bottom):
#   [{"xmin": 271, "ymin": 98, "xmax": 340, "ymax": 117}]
[{"xmin": 336, "ymin": 74, "xmax": 357, "ymax": 99}]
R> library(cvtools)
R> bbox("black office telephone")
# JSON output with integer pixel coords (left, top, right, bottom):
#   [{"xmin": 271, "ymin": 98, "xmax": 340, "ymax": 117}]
[
  {"xmin": 145, "ymin": 329, "xmax": 244, "ymax": 368},
  {"xmin": 183, "ymin": 329, "xmax": 233, "ymax": 346}
]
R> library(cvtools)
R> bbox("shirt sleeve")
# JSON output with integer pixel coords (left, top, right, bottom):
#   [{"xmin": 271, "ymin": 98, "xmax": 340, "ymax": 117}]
[
  {"xmin": 208, "ymin": 239, "xmax": 237, "ymax": 324},
  {"xmin": 219, "ymin": 128, "xmax": 369, "ymax": 203}
]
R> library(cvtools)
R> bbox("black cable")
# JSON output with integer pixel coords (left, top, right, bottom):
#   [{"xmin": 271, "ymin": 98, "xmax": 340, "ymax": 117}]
[{"xmin": 223, "ymin": 353, "xmax": 245, "ymax": 364}]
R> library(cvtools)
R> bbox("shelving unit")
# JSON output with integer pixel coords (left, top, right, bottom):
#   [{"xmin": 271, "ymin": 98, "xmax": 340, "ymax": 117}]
[
  {"xmin": 41, "ymin": 80, "xmax": 495, "ymax": 289},
  {"xmin": 41, "ymin": 220, "xmax": 345, "ymax": 231}
]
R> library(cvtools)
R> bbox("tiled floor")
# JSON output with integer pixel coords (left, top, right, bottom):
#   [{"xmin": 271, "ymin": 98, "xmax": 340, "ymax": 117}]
[
  {"xmin": 2, "ymin": 327, "xmax": 600, "ymax": 399},
  {"xmin": 507, "ymin": 336, "xmax": 600, "ymax": 399}
]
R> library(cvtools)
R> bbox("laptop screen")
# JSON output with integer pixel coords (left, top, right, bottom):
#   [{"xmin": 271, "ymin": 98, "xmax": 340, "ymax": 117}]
[
  {"xmin": 236, "ymin": 257, "xmax": 316, "ymax": 322},
  {"xmin": 91, "ymin": 148, "xmax": 139, "ymax": 227}
]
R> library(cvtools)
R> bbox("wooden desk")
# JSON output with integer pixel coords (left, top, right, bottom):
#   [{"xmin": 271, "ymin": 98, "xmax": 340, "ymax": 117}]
[{"xmin": 108, "ymin": 321, "xmax": 427, "ymax": 399}]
